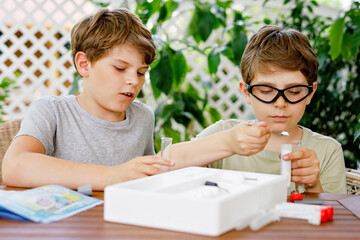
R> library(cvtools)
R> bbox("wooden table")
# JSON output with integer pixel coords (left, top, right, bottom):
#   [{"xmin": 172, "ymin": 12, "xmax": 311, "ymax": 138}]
[{"xmin": 1, "ymin": 186, "xmax": 359, "ymax": 239}]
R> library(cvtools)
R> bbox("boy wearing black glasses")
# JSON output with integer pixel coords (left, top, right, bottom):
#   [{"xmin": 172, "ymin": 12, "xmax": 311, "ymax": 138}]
[{"xmin": 170, "ymin": 25, "xmax": 346, "ymax": 194}]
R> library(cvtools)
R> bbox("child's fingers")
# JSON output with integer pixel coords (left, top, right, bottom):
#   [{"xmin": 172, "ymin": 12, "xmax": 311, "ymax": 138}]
[
  {"xmin": 142, "ymin": 156, "xmax": 175, "ymax": 166},
  {"xmin": 140, "ymin": 164, "xmax": 163, "ymax": 176},
  {"xmin": 245, "ymin": 123, "xmax": 271, "ymax": 137},
  {"xmin": 291, "ymin": 172, "xmax": 318, "ymax": 186},
  {"xmin": 246, "ymin": 121, "xmax": 267, "ymax": 127},
  {"xmin": 291, "ymin": 165, "xmax": 313, "ymax": 176},
  {"xmin": 291, "ymin": 158, "xmax": 314, "ymax": 169},
  {"xmin": 289, "ymin": 151, "xmax": 320, "ymax": 186},
  {"xmin": 138, "ymin": 161, "xmax": 171, "ymax": 176},
  {"xmin": 254, "ymin": 121, "xmax": 268, "ymax": 127},
  {"xmin": 282, "ymin": 150, "xmax": 306, "ymax": 161}
]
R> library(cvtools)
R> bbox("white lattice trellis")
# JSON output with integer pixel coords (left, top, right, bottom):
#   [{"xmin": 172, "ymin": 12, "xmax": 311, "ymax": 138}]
[
  {"xmin": 0, "ymin": 0, "xmax": 339, "ymax": 134},
  {"xmin": 0, "ymin": 0, "xmax": 99, "ymax": 120}
]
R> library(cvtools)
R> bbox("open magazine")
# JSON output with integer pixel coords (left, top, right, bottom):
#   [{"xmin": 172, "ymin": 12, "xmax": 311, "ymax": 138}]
[{"xmin": 0, "ymin": 185, "xmax": 103, "ymax": 223}]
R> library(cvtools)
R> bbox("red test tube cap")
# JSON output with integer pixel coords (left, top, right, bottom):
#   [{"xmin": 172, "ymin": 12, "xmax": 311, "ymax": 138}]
[
  {"xmin": 290, "ymin": 193, "xmax": 303, "ymax": 202},
  {"xmin": 320, "ymin": 209, "xmax": 328, "ymax": 223},
  {"xmin": 326, "ymin": 206, "xmax": 334, "ymax": 221}
]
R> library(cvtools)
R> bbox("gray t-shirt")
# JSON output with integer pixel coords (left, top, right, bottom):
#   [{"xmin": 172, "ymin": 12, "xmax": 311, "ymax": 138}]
[{"xmin": 16, "ymin": 95, "xmax": 155, "ymax": 166}]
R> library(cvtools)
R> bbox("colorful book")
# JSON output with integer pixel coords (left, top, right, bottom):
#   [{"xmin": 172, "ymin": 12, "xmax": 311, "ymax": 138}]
[{"xmin": 0, "ymin": 185, "xmax": 103, "ymax": 223}]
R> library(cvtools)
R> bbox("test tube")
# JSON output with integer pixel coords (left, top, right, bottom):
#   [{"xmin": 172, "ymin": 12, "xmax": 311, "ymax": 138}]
[
  {"xmin": 291, "ymin": 140, "xmax": 305, "ymax": 193},
  {"xmin": 275, "ymin": 202, "xmax": 333, "ymax": 225},
  {"xmin": 281, "ymin": 143, "xmax": 292, "ymax": 196},
  {"xmin": 160, "ymin": 137, "xmax": 172, "ymax": 171}
]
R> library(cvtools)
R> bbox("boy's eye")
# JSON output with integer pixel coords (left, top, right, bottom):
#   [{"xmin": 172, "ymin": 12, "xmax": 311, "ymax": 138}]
[
  {"xmin": 137, "ymin": 72, "xmax": 145, "ymax": 76},
  {"xmin": 287, "ymin": 87, "xmax": 303, "ymax": 95},
  {"xmin": 289, "ymin": 90, "xmax": 300, "ymax": 95},
  {"xmin": 260, "ymin": 90, "xmax": 272, "ymax": 94},
  {"xmin": 257, "ymin": 87, "xmax": 274, "ymax": 94},
  {"xmin": 115, "ymin": 67, "xmax": 125, "ymax": 71}
]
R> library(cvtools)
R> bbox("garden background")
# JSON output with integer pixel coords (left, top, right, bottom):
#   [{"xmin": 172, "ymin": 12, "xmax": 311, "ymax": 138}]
[{"xmin": 1, "ymin": 0, "xmax": 360, "ymax": 169}]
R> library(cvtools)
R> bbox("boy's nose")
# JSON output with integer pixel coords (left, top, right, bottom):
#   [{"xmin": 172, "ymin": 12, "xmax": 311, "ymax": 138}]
[
  {"xmin": 273, "ymin": 95, "xmax": 287, "ymax": 107},
  {"xmin": 125, "ymin": 72, "xmax": 139, "ymax": 85}
]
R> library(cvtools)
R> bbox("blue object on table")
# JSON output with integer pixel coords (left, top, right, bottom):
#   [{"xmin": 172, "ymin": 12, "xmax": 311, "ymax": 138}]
[{"xmin": 0, "ymin": 206, "xmax": 28, "ymax": 221}]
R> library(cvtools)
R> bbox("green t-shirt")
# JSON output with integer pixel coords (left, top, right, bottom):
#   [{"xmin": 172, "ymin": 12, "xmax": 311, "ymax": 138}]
[{"xmin": 194, "ymin": 119, "xmax": 347, "ymax": 194}]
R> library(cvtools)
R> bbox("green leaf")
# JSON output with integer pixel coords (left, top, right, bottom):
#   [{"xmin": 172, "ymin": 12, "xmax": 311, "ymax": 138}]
[
  {"xmin": 171, "ymin": 51, "xmax": 187, "ymax": 90},
  {"xmin": 351, "ymin": 28, "xmax": 360, "ymax": 58},
  {"xmin": 341, "ymin": 32, "xmax": 352, "ymax": 60},
  {"xmin": 185, "ymin": 83, "xmax": 202, "ymax": 101},
  {"xmin": 307, "ymin": 5, "xmax": 313, "ymax": 13},
  {"xmin": 349, "ymin": 11, "xmax": 360, "ymax": 26},
  {"xmin": 182, "ymin": 84, "xmax": 207, "ymax": 127},
  {"xmin": 221, "ymin": 46, "xmax": 234, "ymax": 60},
  {"xmin": 224, "ymin": 29, "xmax": 247, "ymax": 65},
  {"xmin": 211, "ymin": 3, "xmax": 227, "ymax": 27},
  {"xmin": 154, "ymin": 99, "xmax": 167, "ymax": 119},
  {"xmin": 158, "ymin": 5, "xmax": 168, "ymax": 24},
  {"xmin": 158, "ymin": 0, "xmax": 180, "ymax": 24},
  {"xmin": 150, "ymin": 49, "xmax": 173, "ymax": 96},
  {"xmin": 150, "ymin": 78, "xmax": 162, "ymax": 99},
  {"xmin": 310, "ymin": 0, "xmax": 319, "ymax": 6},
  {"xmin": 208, "ymin": 48, "xmax": 221, "ymax": 75},
  {"xmin": 209, "ymin": 107, "xmax": 221, "ymax": 124},
  {"xmin": 135, "ymin": 0, "xmax": 162, "ymax": 24},
  {"xmin": 198, "ymin": 11, "xmax": 214, "ymax": 41},
  {"xmin": 186, "ymin": 11, "xmax": 203, "ymax": 43},
  {"xmin": 355, "ymin": 121, "xmax": 360, "ymax": 142},
  {"xmin": 163, "ymin": 122, "xmax": 181, "ymax": 143},
  {"xmin": 162, "ymin": 102, "xmax": 185, "ymax": 119},
  {"xmin": 188, "ymin": 3, "xmax": 215, "ymax": 42},
  {"xmin": 329, "ymin": 17, "xmax": 345, "ymax": 60},
  {"xmin": 215, "ymin": 0, "xmax": 233, "ymax": 9}
]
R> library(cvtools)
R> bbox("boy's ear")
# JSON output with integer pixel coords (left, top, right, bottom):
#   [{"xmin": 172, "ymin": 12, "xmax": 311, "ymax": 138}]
[
  {"xmin": 239, "ymin": 81, "xmax": 252, "ymax": 105},
  {"xmin": 306, "ymin": 81, "xmax": 318, "ymax": 105},
  {"xmin": 75, "ymin": 51, "xmax": 90, "ymax": 78}
]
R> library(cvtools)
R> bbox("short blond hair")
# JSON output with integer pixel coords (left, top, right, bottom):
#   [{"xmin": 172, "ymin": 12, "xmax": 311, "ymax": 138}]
[
  {"xmin": 240, "ymin": 25, "xmax": 318, "ymax": 84},
  {"xmin": 71, "ymin": 8, "xmax": 156, "ymax": 70}
]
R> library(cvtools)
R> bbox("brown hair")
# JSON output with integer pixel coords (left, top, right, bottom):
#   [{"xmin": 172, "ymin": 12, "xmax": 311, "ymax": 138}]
[
  {"xmin": 71, "ymin": 8, "xmax": 156, "ymax": 70},
  {"xmin": 240, "ymin": 25, "xmax": 319, "ymax": 84}
]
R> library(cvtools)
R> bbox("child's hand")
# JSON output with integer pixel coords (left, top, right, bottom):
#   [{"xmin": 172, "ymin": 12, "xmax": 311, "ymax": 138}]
[
  {"xmin": 284, "ymin": 149, "xmax": 323, "ymax": 192},
  {"xmin": 226, "ymin": 121, "xmax": 271, "ymax": 156},
  {"xmin": 109, "ymin": 156, "xmax": 175, "ymax": 184}
]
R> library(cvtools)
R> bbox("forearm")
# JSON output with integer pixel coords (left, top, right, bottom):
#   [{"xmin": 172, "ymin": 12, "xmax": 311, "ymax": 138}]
[
  {"xmin": 3, "ymin": 152, "xmax": 111, "ymax": 190},
  {"xmin": 170, "ymin": 130, "xmax": 233, "ymax": 169}
]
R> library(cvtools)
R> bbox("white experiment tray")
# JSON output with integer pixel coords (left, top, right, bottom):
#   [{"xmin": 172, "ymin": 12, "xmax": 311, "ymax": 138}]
[{"xmin": 104, "ymin": 167, "xmax": 287, "ymax": 236}]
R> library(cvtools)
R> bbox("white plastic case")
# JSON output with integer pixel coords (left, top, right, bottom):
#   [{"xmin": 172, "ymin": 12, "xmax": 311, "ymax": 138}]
[{"xmin": 104, "ymin": 167, "xmax": 287, "ymax": 236}]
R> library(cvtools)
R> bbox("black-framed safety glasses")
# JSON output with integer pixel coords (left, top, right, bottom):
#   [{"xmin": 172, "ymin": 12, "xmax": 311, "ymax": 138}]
[{"xmin": 245, "ymin": 84, "xmax": 314, "ymax": 104}]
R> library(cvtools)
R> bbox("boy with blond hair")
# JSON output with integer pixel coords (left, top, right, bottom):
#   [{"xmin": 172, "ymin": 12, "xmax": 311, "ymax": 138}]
[
  {"xmin": 2, "ymin": 8, "xmax": 174, "ymax": 190},
  {"xmin": 170, "ymin": 26, "xmax": 346, "ymax": 194}
]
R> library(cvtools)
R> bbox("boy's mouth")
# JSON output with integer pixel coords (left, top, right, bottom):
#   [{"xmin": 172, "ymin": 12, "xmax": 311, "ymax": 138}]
[
  {"xmin": 272, "ymin": 116, "xmax": 288, "ymax": 121},
  {"xmin": 121, "ymin": 92, "xmax": 134, "ymax": 98}
]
